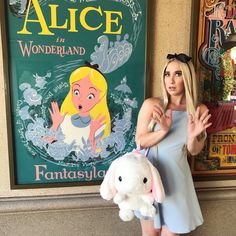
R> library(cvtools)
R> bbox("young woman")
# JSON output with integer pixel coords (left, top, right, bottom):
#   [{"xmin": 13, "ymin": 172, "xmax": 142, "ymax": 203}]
[
  {"xmin": 135, "ymin": 53, "xmax": 212, "ymax": 236},
  {"xmin": 49, "ymin": 65, "xmax": 111, "ymax": 152}
]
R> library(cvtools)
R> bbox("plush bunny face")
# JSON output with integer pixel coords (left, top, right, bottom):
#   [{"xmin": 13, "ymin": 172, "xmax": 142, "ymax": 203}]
[
  {"xmin": 114, "ymin": 153, "xmax": 152, "ymax": 195},
  {"xmin": 100, "ymin": 151, "xmax": 165, "ymax": 203},
  {"xmin": 100, "ymin": 151, "xmax": 165, "ymax": 221}
]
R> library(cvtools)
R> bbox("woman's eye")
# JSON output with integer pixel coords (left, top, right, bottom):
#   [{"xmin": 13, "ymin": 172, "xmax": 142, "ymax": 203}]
[
  {"xmin": 87, "ymin": 93, "xmax": 95, "ymax": 100},
  {"xmin": 74, "ymin": 89, "xmax": 80, "ymax": 96},
  {"xmin": 175, "ymin": 72, "xmax": 182, "ymax": 77},
  {"xmin": 164, "ymin": 72, "xmax": 170, "ymax": 77}
]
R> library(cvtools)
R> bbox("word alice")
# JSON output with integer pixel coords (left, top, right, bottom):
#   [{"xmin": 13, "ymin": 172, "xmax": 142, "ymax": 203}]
[{"xmin": 17, "ymin": 0, "xmax": 123, "ymax": 35}]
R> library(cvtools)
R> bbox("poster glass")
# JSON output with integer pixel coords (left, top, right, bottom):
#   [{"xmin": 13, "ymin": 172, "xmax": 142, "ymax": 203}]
[{"xmin": 1, "ymin": 0, "xmax": 147, "ymax": 187}]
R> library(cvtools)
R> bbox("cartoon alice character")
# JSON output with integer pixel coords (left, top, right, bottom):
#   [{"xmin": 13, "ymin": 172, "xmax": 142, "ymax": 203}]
[{"xmin": 49, "ymin": 65, "xmax": 111, "ymax": 152}]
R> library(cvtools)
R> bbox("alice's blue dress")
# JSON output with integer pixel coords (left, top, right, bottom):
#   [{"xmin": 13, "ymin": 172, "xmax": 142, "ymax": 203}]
[{"xmin": 136, "ymin": 110, "xmax": 203, "ymax": 234}]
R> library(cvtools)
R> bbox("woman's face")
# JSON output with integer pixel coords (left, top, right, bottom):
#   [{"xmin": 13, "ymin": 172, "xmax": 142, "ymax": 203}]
[
  {"xmin": 72, "ymin": 75, "xmax": 100, "ymax": 116},
  {"xmin": 164, "ymin": 60, "xmax": 185, "ymax": 96}
]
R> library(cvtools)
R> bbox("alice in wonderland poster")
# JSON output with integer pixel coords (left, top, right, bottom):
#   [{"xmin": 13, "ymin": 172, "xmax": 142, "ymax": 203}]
[{"xmin": 1, "ymin": 0, "xmax": 147, "ymax": 186}]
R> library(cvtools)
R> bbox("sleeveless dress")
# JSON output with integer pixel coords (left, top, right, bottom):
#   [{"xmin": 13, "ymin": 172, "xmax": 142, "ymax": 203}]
[{"xmin": 136, "ymin": 110, "xmax": 203, "ymax": 234}]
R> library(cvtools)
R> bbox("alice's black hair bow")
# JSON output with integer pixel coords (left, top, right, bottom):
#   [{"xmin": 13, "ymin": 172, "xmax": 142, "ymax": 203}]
[
  {"xmin": 84, "ymin": 61, "xmax": 105, "ymax": 76},
  {"xmin": 84, "ymin": 61, "xmax": 99, "ymax": 69},
  {"xmin": 167, "ymin": 53, "xmax": 192, "ymax": 63}
]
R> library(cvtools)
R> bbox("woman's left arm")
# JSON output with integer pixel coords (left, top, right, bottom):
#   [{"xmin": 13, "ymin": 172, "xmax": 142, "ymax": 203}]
[{"xmin": 187, "ymin": 105, "xmax": 212, "ymax": 155}]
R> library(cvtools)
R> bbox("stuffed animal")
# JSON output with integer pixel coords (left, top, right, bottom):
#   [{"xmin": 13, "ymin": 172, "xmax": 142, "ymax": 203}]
[{"xmin": 100, "ymin": 151, "xmax": 165, "ymax": 221}]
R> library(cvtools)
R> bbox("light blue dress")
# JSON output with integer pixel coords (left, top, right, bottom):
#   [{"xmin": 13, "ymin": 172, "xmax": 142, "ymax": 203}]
[{"xmin": 136, "ymin": 110, "xmax": 203, "ymax": 234}]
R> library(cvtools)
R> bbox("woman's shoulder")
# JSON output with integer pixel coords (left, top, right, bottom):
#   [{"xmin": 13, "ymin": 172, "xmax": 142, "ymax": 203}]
[
  {"xmin": 143, "ymin": 97, "xmax": 163, "ymax": 107},
  {"xmin": 197, "ymin": 103, "xmax": 209, "ymax": 113}
]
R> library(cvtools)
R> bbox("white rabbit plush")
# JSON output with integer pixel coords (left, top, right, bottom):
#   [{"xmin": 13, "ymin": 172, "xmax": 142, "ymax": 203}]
[{"xmin": 100, "ymin": 151, "xmax": 165, "ymax": 221}]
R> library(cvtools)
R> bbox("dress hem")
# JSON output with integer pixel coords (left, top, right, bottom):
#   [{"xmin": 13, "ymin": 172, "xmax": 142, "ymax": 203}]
[{"xmin": 154, "ymin": 221, "xmax": 204, "ymax": 234}]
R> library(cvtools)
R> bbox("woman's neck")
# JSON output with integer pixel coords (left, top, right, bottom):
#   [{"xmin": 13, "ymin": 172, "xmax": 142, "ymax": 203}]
[{"xmin": 168, "ymin": 95, "xmax": 186, "ymax": 110}]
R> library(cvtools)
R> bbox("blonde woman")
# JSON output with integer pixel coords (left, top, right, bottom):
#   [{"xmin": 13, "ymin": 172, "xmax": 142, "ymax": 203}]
[
  {"xmin": 49, "ymin": 65, "xmax": 111, "ymax": 152},
  {"xmin": 135, "ymin": 53, "xmax": 212, "ymax": 236}
]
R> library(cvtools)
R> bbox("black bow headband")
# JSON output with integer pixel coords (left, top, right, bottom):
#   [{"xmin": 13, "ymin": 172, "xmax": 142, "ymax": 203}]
[{"xmin": 167, "ymin": 53, "xmax": 192, "ymax": 63}]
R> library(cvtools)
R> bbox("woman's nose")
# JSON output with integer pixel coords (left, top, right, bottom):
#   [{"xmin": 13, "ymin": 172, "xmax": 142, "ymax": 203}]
[{"xmin": 170, "ymin": 75, "xmax": 175, "ymax": 83}]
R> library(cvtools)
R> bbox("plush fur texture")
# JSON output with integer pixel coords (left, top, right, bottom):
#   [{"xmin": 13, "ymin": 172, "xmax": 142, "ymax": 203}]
[{"xmin": 100, "ymin": 152, "xmax": 165, "ymax": 221}]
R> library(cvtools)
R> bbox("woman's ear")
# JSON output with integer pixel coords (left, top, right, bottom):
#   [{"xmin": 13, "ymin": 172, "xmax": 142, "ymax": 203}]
[
  {"xmin": 148, "ymin": 162, "xmax": 165, "ymax": 203},
  {"xmin": 100, "ymin": 159, "xmax": 118, "ymax": 200}
]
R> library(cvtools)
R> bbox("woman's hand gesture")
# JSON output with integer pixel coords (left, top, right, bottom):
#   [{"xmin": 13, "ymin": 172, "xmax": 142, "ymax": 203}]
[
  {"xmin": 49, "ymin": 101, "xmax": 67, "ymax": 131},
  {"xmin": 188, "ymin": 106, "xmax": 212, "ymax": 140},
  {"xmin": 152, "ymin": 105, "xmax": 172, "ymax": 133}
]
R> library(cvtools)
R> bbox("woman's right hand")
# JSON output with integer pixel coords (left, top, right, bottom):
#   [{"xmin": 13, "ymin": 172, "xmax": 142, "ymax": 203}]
[
  {"xmin": 136, "ymin": 98, "xmax": 170, "ymax": 148},
  {"xmin": 152, "ymin": 105, "xmax": 172, "ymax": 133},
  {"xmin": 49, "ymin": 101, "xmax": 67, "ymax": 131}
]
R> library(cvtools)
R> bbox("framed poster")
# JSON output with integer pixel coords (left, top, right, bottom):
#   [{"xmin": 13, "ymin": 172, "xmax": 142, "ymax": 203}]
[
  {"xmin": 0, "ymin": 0, "xmax": 147, "ymax": 188},
  {"xmin": 191, "ymin": 0, "xmax": 236, "ymax": 179}
]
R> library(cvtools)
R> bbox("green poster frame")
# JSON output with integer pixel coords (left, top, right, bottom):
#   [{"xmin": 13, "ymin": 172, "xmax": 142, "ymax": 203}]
[{"xmin": 0, "ymin": 0, "xmax": 148, "ymax": 188}]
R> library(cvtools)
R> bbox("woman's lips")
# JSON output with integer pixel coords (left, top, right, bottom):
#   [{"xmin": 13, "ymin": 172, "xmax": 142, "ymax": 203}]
[{"xmin": 168, "ymin": 86, "xmax": 176, "ymax": 91}]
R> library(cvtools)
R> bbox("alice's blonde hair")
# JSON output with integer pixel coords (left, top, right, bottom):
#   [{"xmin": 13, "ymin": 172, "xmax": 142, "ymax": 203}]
[
  {"xmin": 61, "ymin": 66, "xmax": 111, "ymax": 138},
  {"xmin": 161, "ymin": 59, "xmax": 199, "ymax": 117}
]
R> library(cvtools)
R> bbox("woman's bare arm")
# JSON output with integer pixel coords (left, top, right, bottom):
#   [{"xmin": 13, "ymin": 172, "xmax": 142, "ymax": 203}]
[{"xmin": 135, "ymin": 98, "xmax": 171, "ymax": 148}]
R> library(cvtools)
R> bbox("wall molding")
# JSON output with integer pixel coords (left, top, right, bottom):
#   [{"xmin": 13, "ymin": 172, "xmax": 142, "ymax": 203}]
[
  {"xmin": 197, "ymin": 187, "xmax": 236, "ymax": 201},
  {"xmin": 0, "ymin": 193, "xmax": 115, "ymax": 214},
  {"xmin": 0, "ymin": 187, "xmax": 236, "ymax": 214}
]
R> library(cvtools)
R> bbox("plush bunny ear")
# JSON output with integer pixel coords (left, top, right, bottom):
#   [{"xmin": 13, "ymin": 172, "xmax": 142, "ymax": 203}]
[
  {"xmin": 148, "ymin": 161, "xmax": 165, "ymax": 203},
  {"xmin": 100, "ymin": 159, "xmax": 118, "ymax": 200}
]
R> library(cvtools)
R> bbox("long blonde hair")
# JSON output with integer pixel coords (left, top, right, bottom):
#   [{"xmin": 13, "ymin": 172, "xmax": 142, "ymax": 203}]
[
  {"xmin": 60, "ymin": 66, "xmax": 111, "ymax": 138},
  {"xmin": 161, "ymin": 59, "xmax": 199, "ymax": 117}
]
